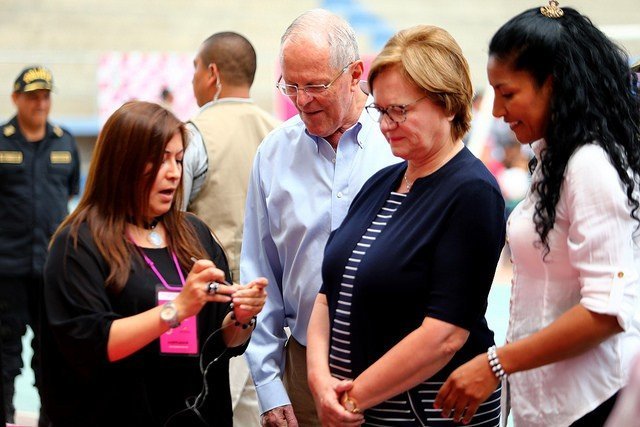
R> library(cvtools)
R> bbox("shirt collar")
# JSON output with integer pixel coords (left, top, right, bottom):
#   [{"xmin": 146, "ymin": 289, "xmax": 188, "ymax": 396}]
[
  {"xmin": 304, "ymin": 94, "xmax": 376, "ymax": 151},
  {"xmin": 530, "ymin": 139, "xmax": 546, "ymax": 160},
  {"xmin": 199, "ymin": 97, "xmax": 254, "ymax": 113}
]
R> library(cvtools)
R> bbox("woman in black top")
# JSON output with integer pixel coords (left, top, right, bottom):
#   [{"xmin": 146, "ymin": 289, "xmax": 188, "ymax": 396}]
[
  {"xmin": 307, "ymin": 26, "xmax": 505, "ymax": 426},
  {"xmin": 41, "ymin": 101, "xmax": 267, "ymax": 426}
]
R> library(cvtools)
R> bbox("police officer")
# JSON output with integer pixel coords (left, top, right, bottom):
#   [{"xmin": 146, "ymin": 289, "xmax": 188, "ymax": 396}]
[{"xmin": 0, "ymin": 66, "xmax": 80, "ymax": 425}]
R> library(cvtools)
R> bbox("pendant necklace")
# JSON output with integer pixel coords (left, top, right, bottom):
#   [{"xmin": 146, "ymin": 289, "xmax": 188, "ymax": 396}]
[
  {"xmin": 403, "ymin": 173, "xmax": 413, "ymax": 191},
  {"xmin": 144, "ymin": 217, "xmax": 163, "ymax": 247}
]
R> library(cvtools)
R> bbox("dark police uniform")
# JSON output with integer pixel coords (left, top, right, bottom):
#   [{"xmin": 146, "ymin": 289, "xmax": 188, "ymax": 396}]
[{"xmin": 0, "ymin": 116, "xmax": 80, "ymax": 418}]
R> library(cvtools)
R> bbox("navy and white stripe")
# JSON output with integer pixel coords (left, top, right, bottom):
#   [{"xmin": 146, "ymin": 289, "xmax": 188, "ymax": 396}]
[
  {"xmin": 329, "ymin": 192, "xmax": 406, "ymax": 381},
  {"xmin": 366, "ymin": 382, "xmax": 501, "ymax": 426},
  {"xmin": 328, "ymin": 190, "xmax": 502, "ymax": 426}
]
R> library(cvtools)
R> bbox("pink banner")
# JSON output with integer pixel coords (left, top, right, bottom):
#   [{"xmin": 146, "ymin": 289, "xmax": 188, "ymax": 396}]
[{"xmin": 98, "ymin": 52, "xmax": 198, "ymax": 125}]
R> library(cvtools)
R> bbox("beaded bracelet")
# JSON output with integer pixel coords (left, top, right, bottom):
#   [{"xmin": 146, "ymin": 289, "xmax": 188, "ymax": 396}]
[
  {"xmin": 230, "ymin": 311, "xmax": 257, "ymax": 329},
  {"xmin": 487, "ymin": 345, "xmax": 508, "ymax": 380}
]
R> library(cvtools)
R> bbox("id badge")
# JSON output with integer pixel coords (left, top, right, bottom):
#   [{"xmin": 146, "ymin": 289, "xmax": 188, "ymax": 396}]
[{"xmin": 157, "ymin": 289, "xmax": 199, "ymax": 355}]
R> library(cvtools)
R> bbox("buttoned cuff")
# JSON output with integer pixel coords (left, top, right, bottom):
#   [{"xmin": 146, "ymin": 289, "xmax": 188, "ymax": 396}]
[
  {"xmin": 581, "ymin": 267, "xmax": 640, "ymax": 331},
  {"xmin": 256, "ymin": 378, "xmax": 291, "ymax": 414}
]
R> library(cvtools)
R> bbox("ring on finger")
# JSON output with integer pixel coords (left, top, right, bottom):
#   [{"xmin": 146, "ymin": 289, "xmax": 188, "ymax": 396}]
[{"xmin": 206, "ymin": 282, "xmax": 219, "ymax": 295}]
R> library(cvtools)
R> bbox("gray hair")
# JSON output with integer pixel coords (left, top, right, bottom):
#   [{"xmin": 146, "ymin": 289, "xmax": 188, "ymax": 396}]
[{"xmin": 280, "ymin": 8, "xmax": 359, "ymax": 70}]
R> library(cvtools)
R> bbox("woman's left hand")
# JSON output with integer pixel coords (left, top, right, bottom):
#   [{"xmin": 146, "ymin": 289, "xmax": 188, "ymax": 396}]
[
  {"xmin": 231, "ymin": 277, "xmax": 268, "ymax": 325},
  {"xmin": 434, "ymin": 352, "xmax": 499, "ymax": 424}
]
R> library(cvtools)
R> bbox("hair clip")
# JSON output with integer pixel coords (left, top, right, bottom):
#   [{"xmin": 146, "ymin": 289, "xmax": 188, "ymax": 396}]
[{"xmin": 540, "ymin": 0, "xmax": 564, "ymax": 18}]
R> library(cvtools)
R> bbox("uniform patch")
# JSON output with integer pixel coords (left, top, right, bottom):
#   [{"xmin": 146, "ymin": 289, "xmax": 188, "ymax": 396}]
[
  {"xmin": 0, "ymin": 151, "xmax": 23, "ymax": 164},
  {"xmin": 3, "ymin": 125, "xmax": 15, "ymax": 137},
  {"xmin": 50, "ymin": 151, "xmax": 72, "ymax": 164}
]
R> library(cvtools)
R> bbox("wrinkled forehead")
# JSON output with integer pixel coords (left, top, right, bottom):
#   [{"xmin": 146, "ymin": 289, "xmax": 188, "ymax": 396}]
[{"xmin": 281, "ymin": 33, "xmax": 331, "ymax": 66}]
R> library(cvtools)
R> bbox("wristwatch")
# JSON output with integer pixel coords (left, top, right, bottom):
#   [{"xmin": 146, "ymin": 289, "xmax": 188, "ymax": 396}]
[
  {"xmin": 160, "ymin": 302, "xmax": 180, "ymax": 328},
  {"xmin": 341, "ymin": 391, "xmax": 361, "ymax": 414}
]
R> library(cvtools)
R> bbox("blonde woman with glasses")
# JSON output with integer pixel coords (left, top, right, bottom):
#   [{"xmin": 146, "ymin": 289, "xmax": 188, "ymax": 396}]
[{"xmin": 307, "ymin": 25, "xmax": 505, "ymax": 427}]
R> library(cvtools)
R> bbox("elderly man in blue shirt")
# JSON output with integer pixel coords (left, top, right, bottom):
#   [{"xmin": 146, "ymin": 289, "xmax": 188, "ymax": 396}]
[{"xmin": 241, "ymin": 8, "xmax": 400, "ymax": 427}]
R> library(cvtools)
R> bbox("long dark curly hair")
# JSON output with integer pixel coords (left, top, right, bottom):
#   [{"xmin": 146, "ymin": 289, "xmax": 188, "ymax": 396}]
[{"xmin": 490, "ymin": 6, "xmax": 640, "ymax": 255}]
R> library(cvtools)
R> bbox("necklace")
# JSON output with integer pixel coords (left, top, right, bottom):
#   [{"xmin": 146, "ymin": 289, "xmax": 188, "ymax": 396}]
[
  {"xmin": 143, "ymin": 217, "xmax": 163, "ymax": 247},
  {"xmin": 402, "ymin": 173, "xmax": 413, "ymax": 191}
]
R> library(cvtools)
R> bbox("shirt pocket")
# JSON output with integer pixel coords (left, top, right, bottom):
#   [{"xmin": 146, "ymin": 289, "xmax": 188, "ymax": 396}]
[
  {"xmin": 0, "ymin": 151, "xmax": 26, "ymax": 174},
  {"xmin": 48, "ymin": 150, "xmax": 74, "ymax": 175}
]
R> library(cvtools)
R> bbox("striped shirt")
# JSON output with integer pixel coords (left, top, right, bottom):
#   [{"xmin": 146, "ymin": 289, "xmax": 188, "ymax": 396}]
[
  {"xmin": 328, "ymin": 191, "xmax": 501, "ymax": 427},
  {"xmin": 329, "ymin": 192, "xmax": 406, "ymax": 380}
]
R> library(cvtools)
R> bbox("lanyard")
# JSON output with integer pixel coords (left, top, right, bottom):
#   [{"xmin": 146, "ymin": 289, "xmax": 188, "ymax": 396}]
[
  {"xmin": 141, "ymin": 250, "xmax": 186, "ymax": 291},
  {"xmin": 126, "ymin": 231, "xmax": 186, "ymax": 291}
]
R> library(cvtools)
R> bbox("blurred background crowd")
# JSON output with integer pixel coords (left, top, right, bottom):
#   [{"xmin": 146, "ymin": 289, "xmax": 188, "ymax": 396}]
[{"xmin": 1, "ymin": 0, "xmax": 638, "ymax": 205}]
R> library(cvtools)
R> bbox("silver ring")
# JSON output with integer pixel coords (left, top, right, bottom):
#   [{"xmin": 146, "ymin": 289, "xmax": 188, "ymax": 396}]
[{"xmin": 207, "ymin": 282, "xmax": 219, "ymax": 295}]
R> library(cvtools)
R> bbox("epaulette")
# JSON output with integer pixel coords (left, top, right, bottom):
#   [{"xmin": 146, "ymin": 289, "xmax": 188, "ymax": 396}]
[
  {"xmin": 53, "ymin": 125, "xmax": 64, "ymax": 137},
  {"xmin": 3, "ymin": 124, "xmax": 15, "ymax": 137}
]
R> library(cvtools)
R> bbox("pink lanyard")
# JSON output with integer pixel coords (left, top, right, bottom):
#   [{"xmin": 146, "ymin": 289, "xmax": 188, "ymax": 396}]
[{"xmin": 141, "ymin": 250, "xmax": 186, "ymax": 291}]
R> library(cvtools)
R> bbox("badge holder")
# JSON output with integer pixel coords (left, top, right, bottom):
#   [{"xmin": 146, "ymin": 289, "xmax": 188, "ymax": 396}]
[{"xmin": 157, "ymin": 287, "xmax": 199, "ymax": 355}]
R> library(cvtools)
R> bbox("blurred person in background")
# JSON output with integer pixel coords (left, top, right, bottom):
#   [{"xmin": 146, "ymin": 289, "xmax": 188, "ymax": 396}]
[
  {"xmin": 41, "ymin": 101, "xmax": 266, "ymax": 426},
  {"xmin": 602, "ymin": 56, "xmax": 640, "ymax": 427},
  {"xmin": 0, "ymin": 65, "xmax": 80, "ymax": 426},
  {"xmin": 159, "ymin": 86, "xmax": 175, "ymax": 112},
  {"xmin": 241, "ymin": 9, "xmax": 399, "ymax": 426},
  {"xmin": 306, "ymin": 24, "xmax": 505, "ymax": 427},
  {"xmin": 186, "ymin": 31, "xmax": 281, "ymax": 426},
  {"xmin": 436, "ymin": 2, "xmax": 640, "ymax": 425}
]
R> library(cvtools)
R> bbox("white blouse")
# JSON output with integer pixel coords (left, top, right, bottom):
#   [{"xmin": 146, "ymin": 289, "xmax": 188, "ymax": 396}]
[{"xmin": 506, "ymin": 141, "xmax": 640, "ymax": 427}]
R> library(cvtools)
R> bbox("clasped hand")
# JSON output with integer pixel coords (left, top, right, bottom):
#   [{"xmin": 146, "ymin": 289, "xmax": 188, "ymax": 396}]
[{"xmin": 310, "ymin": 376, "xmax": 364, "ymax": 426}]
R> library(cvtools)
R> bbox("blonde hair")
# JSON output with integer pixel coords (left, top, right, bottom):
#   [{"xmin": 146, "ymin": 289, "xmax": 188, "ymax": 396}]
[{"xmin": 369, "ymin": 25, "xmax": 473, "ymax": 141}]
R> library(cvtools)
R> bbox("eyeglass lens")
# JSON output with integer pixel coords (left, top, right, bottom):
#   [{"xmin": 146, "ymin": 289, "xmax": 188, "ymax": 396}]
[{"xmin": 366, "ymin": 105, "xmax": 406, "ymax": 124}]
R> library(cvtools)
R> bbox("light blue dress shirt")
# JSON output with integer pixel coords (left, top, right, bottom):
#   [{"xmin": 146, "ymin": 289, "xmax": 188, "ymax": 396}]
[{"xmin": 241, "ymin": 99, "xmax": 400, "ymax": 413}]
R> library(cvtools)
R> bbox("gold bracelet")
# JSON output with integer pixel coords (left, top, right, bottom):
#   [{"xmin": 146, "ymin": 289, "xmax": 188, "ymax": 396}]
[{"xmin": 341, "ymin": 391, "xmax": 361, "ymax": 414}]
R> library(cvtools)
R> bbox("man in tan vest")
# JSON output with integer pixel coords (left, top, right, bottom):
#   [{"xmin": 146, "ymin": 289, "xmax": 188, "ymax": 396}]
[{"xmin": 186, "ymin": 32, "xmax": 280, "ymax": 426}]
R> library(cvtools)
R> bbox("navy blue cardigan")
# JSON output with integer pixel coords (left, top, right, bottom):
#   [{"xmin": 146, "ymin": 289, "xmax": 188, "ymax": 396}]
[{"xmin": 320, "ymin": 147, "xmax": 506, "ymax": 381}]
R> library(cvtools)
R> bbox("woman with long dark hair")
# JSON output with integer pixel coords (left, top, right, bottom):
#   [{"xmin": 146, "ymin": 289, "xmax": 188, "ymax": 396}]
[
  {"xmin": 436, "ymin": 2, "xmax": 640, "ymax": 426},
  {"xmin": 41, "ymin": 101, "xmax": 267, "ymax": 426}
]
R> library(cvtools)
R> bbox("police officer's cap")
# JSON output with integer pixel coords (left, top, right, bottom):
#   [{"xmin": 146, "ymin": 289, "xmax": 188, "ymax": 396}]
[{"xmin": 13, "ymin": 65, "xmax": 53, "ymax": 93}]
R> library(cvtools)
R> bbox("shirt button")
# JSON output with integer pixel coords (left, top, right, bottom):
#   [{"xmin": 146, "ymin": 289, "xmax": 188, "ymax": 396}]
[
  {"xmin": 332, "ymin": 158, "xmax": 336, "ymax": 163},
  {"xmin": 337, "ymin": 192, "xmax": 343, "ymax": 198},
  {"xmin": 618, "ymin": 271, "xmax": 624, "ymax": 278}
]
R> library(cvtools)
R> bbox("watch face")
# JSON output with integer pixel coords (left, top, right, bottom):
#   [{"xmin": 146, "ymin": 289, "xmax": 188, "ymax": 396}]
[
  {"xmin": 160, "ymin": 306, "xmax": 174, "ymax": 320},
  {"xmin": 160, "ymin": 302, "xmax": 179, "ymax": 327}
]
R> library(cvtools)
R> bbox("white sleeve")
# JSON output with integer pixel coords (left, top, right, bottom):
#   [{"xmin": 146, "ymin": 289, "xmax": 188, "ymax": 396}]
[
  {"xmin": 565, "ymin": 145, "xmax": 640, "ymax": 330},
  {"xmin": 181, "ymin": 122, "xmax": 208, "ymax": 211}
]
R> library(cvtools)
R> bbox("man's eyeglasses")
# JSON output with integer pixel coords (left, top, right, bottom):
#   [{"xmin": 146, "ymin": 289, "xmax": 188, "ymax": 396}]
[
  {"xmin": 365, "ymin": 96, "xmax": 429, "ymax": 125},
  {"xmin": 276, "ymin": 62, "xmax": 353, "ymax": 97}
]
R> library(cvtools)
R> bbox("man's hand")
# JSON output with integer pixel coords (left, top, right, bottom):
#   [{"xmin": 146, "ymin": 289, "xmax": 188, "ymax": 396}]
[{"xmin": 261, "ymin": 405, "xmax": 299, "ymax": 427}]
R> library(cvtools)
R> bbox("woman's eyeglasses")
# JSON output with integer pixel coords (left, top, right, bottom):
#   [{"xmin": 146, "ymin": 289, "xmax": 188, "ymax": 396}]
[{"xmin": 365, "ymin": 96, "xmax": 429, "ymax": 124}]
